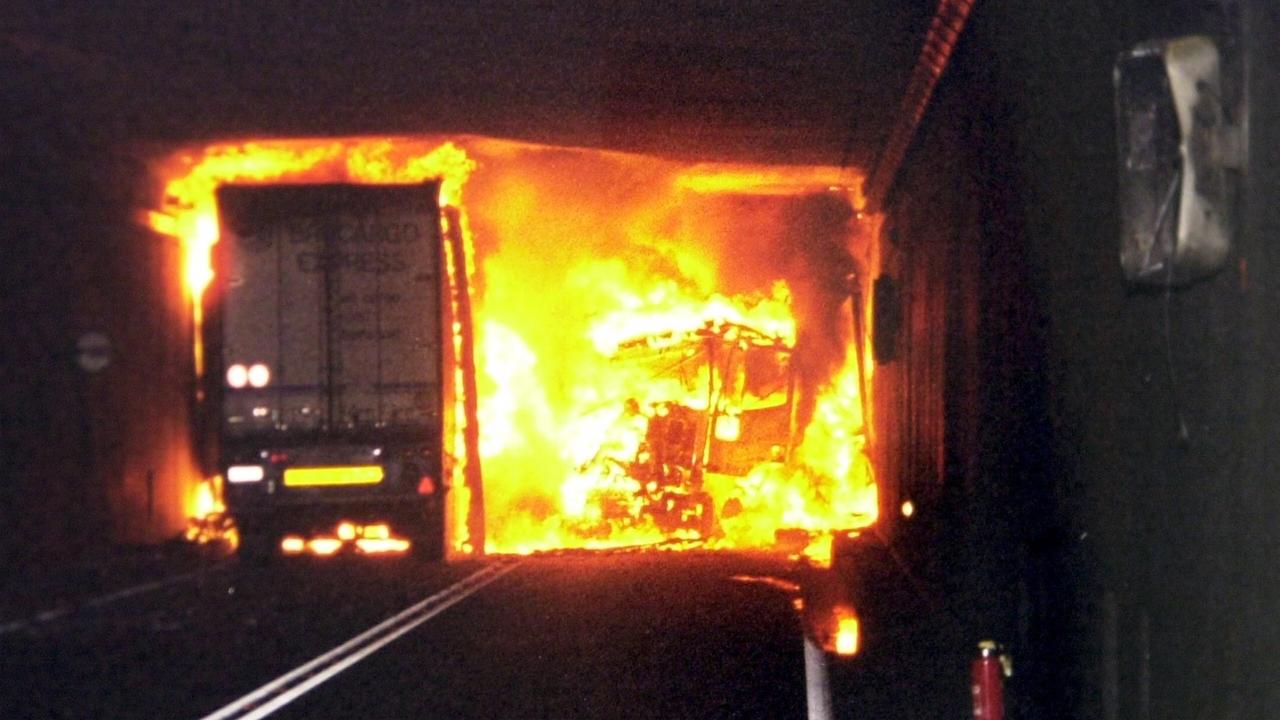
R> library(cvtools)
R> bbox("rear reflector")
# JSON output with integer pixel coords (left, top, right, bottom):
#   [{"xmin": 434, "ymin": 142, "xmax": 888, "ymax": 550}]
[{"xmin": 283, "ymin": 466, "xmax": 384, "ymax": 487}]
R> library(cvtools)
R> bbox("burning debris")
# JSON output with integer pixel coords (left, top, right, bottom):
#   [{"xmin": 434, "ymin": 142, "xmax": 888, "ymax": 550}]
[
  {"xmin": 184, "ymin": 475, "xmax": 235, "ymax": 547},
  {"xmin": 152, "ymin": 136, "xmax": 878, "ymax": 558},
  {"xmin": 564, "ymin": 319, "xmax": 792, "ymax": 541}
]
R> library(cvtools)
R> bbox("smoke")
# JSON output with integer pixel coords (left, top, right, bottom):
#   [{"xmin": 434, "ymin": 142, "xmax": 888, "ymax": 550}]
[
  {"xmin": 681, "ymin": 191, "xmax": 859, "ymax": 430},
  {"xmin": 774, "ymin": 193, "xmax": 858, "ymax": 430}
]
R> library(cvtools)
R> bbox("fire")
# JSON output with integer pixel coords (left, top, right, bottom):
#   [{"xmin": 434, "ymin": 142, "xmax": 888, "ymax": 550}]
[
  {"xmin": 150, "ymin": 135, "xmax": 878, "ymax": 558},
  {"xmin": 184, "ymin": 474, "xmax": 234, "ymax": 546}
]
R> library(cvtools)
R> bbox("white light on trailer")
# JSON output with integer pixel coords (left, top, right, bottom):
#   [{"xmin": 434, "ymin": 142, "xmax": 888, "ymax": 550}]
[
  {"xmin": 226, "ymin": 364, "xmax": 249, "ymax": 388},
  {"xmin": 248, "ymin": 363, "xmax": 271, "ymax": 388},
  {"xmin": 227, "ymin": 464, "xmax": 265, "ymax": 483}
]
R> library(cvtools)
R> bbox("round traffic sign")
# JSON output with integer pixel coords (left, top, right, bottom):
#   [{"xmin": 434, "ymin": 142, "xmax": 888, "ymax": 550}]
[{"xmin": 76, "ymin": 332, "xmax": 113, "ymax": 373}]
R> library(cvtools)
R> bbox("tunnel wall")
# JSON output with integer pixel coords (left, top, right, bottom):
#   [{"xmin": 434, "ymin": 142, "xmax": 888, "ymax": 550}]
[
  {"xmin": 876, "ymin": 14, "xmax": 1055, "ymax": 708},
  {"xmin": 1, "ymin": 43, "xmax": 198, "ymax": 570},
  {"xmin": 885, "ymin": 0, "xmax": 1280, "ymax": 717}
]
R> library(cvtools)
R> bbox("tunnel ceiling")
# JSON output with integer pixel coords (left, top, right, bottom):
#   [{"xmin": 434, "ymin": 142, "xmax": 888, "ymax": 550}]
[{"xmin": 5, "ymin": 1, "xmax": 938, "ymax": 168}]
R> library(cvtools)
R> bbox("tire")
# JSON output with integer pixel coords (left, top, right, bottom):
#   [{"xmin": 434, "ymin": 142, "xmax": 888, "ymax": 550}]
[{"xmin": 406, "ymin": 508, "xmax": 445, "ymax": 562}]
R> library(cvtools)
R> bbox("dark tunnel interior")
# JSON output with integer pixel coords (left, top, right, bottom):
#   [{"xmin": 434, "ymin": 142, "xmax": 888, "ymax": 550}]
[{"xmin": 3, "ymin": 1, "xmax": 1279, "ymax": 717}]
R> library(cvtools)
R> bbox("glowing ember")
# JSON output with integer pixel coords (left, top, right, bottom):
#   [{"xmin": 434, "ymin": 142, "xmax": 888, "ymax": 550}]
[{"xmin": 150, "ymin": 135, "xmax": 878, "ymax": 556}]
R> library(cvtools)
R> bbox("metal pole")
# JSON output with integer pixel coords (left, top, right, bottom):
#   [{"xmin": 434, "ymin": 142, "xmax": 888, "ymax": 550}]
[
  {"xmin": 1138, "ymin": 609, "xmax": 1151, "ymax": 720},
  {"xmin": 804, "ymin": 634, "xmax": 834, "ymax": 720},
  {"xmin": 1102, "ymin": 591, "xmax": 1119, "ymax": 720}
]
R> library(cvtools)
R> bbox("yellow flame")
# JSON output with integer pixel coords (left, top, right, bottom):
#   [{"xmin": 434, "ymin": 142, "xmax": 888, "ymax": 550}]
[
  {"xmin": 149, "ymin": 138, "xmax": 475, "ymax": 306},
  {"xmin": 189, "ymin": 477, "xmax": 222, "ymax": 520},
  {"xmin": 184, "ymin": 475, "xmax": 231, "ymax": 545}
]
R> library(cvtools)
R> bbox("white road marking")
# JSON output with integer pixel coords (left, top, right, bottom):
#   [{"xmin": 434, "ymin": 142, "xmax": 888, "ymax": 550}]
[
  {"xmin": 196, "ymin": 560, "xmax": 521, "ymax": 720},
  {"xmin": 0, "ymin": 561, "xmax": 231, "ymax": 636}
]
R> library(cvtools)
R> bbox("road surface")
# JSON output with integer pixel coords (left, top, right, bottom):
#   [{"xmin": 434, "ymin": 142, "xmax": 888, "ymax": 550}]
[{"xmin": 1, "ymin": 548, "xmax": 968, "ymax": 718}]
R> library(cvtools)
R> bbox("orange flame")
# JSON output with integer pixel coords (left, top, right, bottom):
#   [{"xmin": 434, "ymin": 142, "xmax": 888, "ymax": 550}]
[{"xmin": 149, "ymin": 136, "xmax": 878, "ymax": 556}]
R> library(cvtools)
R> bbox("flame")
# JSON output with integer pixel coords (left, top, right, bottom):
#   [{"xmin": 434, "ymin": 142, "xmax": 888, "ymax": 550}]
[
  {"xmin": 184, "ymin": 475, "xmax": 233, "ymax": 546},
  {"xmin": 189, "ymin": 477, "xmax": 222, "ymax": 519},
  {"xmin": 150, "ymin": 135, "xmax": 879, "ymax": 556}
]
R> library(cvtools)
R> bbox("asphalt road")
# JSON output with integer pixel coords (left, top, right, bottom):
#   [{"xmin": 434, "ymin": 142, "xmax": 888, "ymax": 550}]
[
  {"xmin": 2, "ymin": 551, "xmax": 804, "ymax": 719},
  {"xmin": 1, "ymin": 547, "xmax": 970, "ymax": 719}
]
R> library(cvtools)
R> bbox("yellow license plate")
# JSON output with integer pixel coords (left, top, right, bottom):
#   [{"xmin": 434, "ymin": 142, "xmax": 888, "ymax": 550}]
[{"xmin": 283, "ymin": 466, "xmax": 384, "ymax": 487}]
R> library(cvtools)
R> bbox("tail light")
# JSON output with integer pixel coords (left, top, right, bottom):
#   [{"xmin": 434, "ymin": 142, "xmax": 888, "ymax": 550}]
[
  {"xmin": 417, "ymin": 475, "xmax": 438, "ymax": 496},
  {"xmin": 226, "ymin": 364, "xmax": 249, "ymax": 389},
  {"xmin": 247, "ymin": 363, "xmax": 271, "ymax": 388}
]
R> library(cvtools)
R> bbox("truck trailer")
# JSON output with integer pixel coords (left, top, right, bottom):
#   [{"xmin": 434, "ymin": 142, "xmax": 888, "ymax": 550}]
[{"xmin": 205, "ymin": 182, "xmax": 448, "ymax": 560}]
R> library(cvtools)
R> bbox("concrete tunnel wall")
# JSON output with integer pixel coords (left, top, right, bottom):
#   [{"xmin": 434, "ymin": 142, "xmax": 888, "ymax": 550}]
[
  {"xmin": 871, "ymin": 6, "xmax": 1052, "ymax": 707},
  {"xmin": 881, "ymin": 0, "xmax": 1280, "ymax": 717},
  {"xmin": 1, "ymin": 46, "xmax": 199, "ymax": 568}
]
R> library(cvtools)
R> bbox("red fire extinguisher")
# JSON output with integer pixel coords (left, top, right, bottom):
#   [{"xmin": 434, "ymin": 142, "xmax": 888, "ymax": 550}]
[{"xmin": 971, "ymin": 640, "xmax": 1012, "ymax": 719}]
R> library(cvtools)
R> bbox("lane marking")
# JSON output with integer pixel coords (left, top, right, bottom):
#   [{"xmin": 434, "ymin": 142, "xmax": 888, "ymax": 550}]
[
  {"xmin": 0, "ymin": 561, "xmax": 231, "ymax": 636},
  {"xmin": 197, "ymin": 560, "xmax": 521, "ymax": 720}
]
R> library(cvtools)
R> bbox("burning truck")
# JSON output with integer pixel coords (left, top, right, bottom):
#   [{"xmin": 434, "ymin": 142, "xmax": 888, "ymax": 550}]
[{"xmin": 566, "ymin": 319, "xmax": 798, "ymax": 541}]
